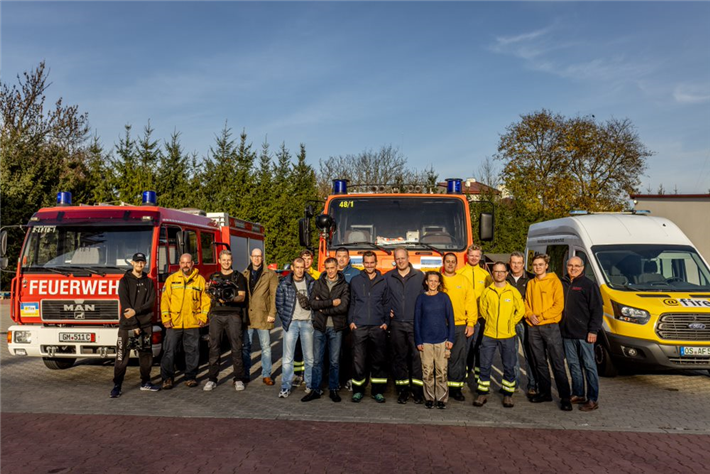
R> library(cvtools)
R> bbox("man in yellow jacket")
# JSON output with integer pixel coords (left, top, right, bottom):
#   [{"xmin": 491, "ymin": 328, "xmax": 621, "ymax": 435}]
[
  {"xmin": 473, "ymin": 262, "xmax": 524, "ymax": 408},
  {"xmin": 456, "ymin": 245, "xmax": 491, "ymax": 382},
  {"xmin": 160, "ymin": 253, "xmax": 211, "ymax": 389},
  {"xmin": 442, "ymin": 253, "xmax": 476, "ymax": 402},
  {"xmin": 525, "ymin": 253, "xmax": 572, "ymax": 411}
]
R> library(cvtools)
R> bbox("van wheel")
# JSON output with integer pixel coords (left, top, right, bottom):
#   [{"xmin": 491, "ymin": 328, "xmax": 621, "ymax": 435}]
[
  {"xmin": 43, "ymin": 357, "xmax": 76, "ymax": 370},
  {"xmin": 594, "ymin": 343, "xmax": 618, "ymax": 377}
]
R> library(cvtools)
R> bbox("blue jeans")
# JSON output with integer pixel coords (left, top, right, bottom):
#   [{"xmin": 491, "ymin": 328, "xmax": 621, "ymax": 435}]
[
  {"xmin": 313, "ymin": 327, "xmax": 343, "ymax": 391},
  {"xmin": 563, "ymin": 338, "xmax": 599, "ymax": 402},
  {"xmin": 477, "ymin": 336, "xmax": 517, "ymax": 394},
  {"xmin": 514, "ymin": 321, "xmax": 538, "ymax": 391},
  {"xmin": 242, "ymin": 328, "xmax": 272, "ymax": 380},
  {"xmin": 281, "ymin": 320, "xmax": 315, "ymax": 391}
]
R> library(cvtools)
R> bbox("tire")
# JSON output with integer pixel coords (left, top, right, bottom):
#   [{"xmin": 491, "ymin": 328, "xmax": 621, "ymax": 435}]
[
  {"xmin": 594, "ymin": 342, "xmax": 618, "ymax": 378},
  {"xmin": 42, "ymin": 357, "xmax": 76, "ymax": 370}
]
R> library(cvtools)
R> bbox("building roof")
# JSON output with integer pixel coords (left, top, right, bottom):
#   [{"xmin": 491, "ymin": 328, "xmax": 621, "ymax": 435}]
[{"xmin": 436, "ymin": 178, "xmax": 500, "ymax": 195}]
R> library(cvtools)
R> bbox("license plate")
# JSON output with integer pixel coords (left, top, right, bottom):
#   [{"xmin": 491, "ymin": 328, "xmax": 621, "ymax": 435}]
[
  {"xmin": 59, "ymin": 332, "xmax": 95, "ymax": 343},
  {"xmin": 680, "ymin": 346, "xmax": 710, "ymax": 356}
]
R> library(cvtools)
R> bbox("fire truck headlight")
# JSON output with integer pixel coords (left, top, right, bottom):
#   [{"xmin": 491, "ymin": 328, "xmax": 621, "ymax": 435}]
[
  {"xmin": 13, "ymin": 331, "xmax": 33, "ymax": 344},
  {"xmin": 611, "ymin": 301, "xmax": 650, "ymax": 325}
]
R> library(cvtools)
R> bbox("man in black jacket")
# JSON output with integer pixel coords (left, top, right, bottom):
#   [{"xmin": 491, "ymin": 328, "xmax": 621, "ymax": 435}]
[
  {"xmin": 561, "ymin": 256, "xmax": 603, "ymax": 412},
  {"xmin": 111, "ymin": 253, "xmax": 160, "ymax": 398},
  {"xmin": 385, "ymin": 248, "xmax": 425, "ymax": 405},
  {"xmin": 349, "ymin": 251, "xmax": 389, "ymax": 403},
  {"xmin": 506, "ymin": 251, "xmax": 538, "ymax": 397},
  {"xmin": 307, "ymin": 257, "xmax": 350, "ymax": 402}
]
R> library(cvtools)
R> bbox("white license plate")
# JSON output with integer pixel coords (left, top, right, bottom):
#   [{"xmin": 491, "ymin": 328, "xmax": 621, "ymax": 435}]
[
  {"xmin": 59, "ymin": 332, "xmax": 95, "ymax": 343},
  {"xmin": 680, "ymin": 346, "xmax": 710, "ymax": 356}
]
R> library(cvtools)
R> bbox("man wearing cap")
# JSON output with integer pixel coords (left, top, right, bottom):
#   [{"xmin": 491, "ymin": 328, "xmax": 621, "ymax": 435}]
[
  {"xmin": 160, "ymin": 253, "xmax": 211, "ymax": 389},
  {"xmin": 110, "ymin": 253, "xmax": 160, "ymax": 398}
]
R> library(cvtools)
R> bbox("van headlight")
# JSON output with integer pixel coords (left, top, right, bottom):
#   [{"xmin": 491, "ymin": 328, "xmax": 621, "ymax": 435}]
[
  {"xmin": 13, "ymin": 331, "xmax": 33, "ymax": 344},
  {"xmin": 611, "ymin": 301, "xmax": 650, "ymax": 325}
]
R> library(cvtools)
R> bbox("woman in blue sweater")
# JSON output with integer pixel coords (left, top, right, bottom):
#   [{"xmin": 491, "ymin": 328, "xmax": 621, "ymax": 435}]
[{"xmin": 414, "ymin": 271, "xmax": 455, "ymax": 409}]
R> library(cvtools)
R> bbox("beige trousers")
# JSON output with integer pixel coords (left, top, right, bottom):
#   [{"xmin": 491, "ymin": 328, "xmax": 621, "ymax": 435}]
[{"xmin": 421, "ymin": 342, "xmax": 448, "ymax": 402}]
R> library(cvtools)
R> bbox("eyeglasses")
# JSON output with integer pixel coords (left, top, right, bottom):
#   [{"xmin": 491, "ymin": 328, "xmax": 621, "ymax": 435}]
[{"xmin": 492, "ymin": 270, "xmax": 507, "ymax": 274}]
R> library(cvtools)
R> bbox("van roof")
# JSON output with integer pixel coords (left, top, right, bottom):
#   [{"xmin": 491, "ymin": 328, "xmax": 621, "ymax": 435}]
[{"xmin": 528, "ymin": 214, "xmax": 693, "ymax": 247}]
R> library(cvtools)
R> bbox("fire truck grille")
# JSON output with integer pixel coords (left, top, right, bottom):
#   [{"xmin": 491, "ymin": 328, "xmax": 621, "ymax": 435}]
[
  {"xmin": 41, "ymin": 300, "xmax": 119, "ymax": 322},
  {"xmin": 655, "ymin": 313, "xmax": 710, "ymax": 341}
]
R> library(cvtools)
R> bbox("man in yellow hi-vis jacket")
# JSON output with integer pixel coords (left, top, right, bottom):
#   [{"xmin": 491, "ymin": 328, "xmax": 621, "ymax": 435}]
[{"xmin": 160, "ymin": 253, "xmax": 211, "ymax": 390}]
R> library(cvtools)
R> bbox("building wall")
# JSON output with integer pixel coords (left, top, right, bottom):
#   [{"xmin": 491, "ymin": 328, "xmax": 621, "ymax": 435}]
[{"xmin": 633, "ymin": 196, "xmax": 710, "ymax": 261}]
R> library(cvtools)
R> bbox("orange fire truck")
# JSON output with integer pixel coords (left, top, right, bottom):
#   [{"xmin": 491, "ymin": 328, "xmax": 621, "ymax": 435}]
[
  {"xmin": 299, "ymin": 179, "xmax": 493, "ymax": 272},
  {"xmin": 3, "ymin": 191, "xmax": 264, "ymax": 370}
]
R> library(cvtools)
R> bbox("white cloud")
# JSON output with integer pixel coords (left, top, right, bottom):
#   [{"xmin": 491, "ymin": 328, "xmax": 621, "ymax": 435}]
[{"xmin": 673, "ymin": 83, "xmax": 710, "ymax": 104}]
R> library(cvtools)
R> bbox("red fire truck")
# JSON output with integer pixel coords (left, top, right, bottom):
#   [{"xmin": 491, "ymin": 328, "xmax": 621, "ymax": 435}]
[
  {"xmin": 3, "ymin": 191, "xmax": 265, "ymax": 370},
  {"xmin": 299, "ymin": 179, "xmax": 493, "ymax": 272}
]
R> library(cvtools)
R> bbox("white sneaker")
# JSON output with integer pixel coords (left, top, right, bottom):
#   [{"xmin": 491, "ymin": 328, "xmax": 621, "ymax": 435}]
[
  {"xmin": 234, "ymin": 381, "xmax": 246, "ymax": 392},
  {"xmin": 304, "ymin": 388, "xmax": 312, "ymax": 395},
  {"xmin": 345, "ymin": 380, "xmax": 353, "ymax": 392},
  {"xmin": 203, "ymin": 381, "xmax": 217, "ymax": 391},
  {"xmin": 278, "ymin": 389, "xmax": 290, "ymax": 398}
]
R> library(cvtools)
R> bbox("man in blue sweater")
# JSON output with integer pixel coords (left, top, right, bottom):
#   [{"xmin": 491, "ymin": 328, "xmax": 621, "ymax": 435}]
[{"xmin": 348, "ymin": 251, "xmax": 389, "ymax": 403}]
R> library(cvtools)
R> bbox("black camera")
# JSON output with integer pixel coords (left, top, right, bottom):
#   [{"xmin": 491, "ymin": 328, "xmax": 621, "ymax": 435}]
[
  {"xmin": 207, "ymin": 280, "xmax": 238, "ymax": 302},
  {"xmin": 127, "ymin": 332, "xmax": 151, "ymax": 352}
]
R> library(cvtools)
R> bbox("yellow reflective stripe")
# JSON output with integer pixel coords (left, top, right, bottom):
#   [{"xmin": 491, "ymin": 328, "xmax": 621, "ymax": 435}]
[
  {"xmin": 395, "ymin": 380, "xmax": 410, "ymax": 386},
  {"xmin": 477, "ymin": 384, "xmax": 490, "ymax": 392},
  {"xmin": 161, "ymin": 311, "xmax": 170, "ymax": 315},
  {"xmin": 474, "ymin": 367, "xmax": 481, "ymax": 373},
  {"xmin": 352, "ymin": 379, "xmax": 367, "ymax": 386},
  {"xmin": 501, "ymin": 385, "xmax": 516, "ymax": 393},
  {"xmin": 370, "ymin": 378, "xmax": 388, "ymax": 384},
  {"xmin": 501, "ymin": 379, "xmax": 516, "ymax": 388},
  {"xmin": 478, "ymin": 380, "xmax": 490, "ymax": 386},
  {"xmin": 293, "ymin": 361, "xmax": 305, "ymax": 366},
  {"xmin": 447, "ymin": 381, "xmax": 464, "ymax": 388},
  {"xmin": 411, "ymin": 379, "xmax": 424, "ymax": 386}
]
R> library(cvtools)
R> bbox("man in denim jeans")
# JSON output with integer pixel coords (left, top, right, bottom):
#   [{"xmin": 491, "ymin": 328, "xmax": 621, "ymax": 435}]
[
  {"xmin": 309, "ymin": 257, "xmax": 350, "ymax": 402},
  {"xmin": 276, "ymin": 257, "xmax": 315, "ymax": 399},
  {"xmin": 561, "ymin": 256, "xmax": 603, "ymax": 412}
]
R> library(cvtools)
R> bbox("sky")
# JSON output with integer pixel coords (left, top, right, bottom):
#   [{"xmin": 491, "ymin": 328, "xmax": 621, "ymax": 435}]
[{"xmin": 2, "ymin": 1, "xmax": 709, "ymax": 194}]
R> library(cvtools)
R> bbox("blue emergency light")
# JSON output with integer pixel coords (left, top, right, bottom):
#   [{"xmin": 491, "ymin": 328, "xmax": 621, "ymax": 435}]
[
  {"xmin": 445, "ymin": 178, "xmax": 463, "ymax": 194},
  {"xmin": 57, "ymin": 191, "xmax": 72, "ymax": 206},
  {"xmin": 142, "ymin": 190, "xmax": 157, "ymax": 206},
  {"xmin": 332, "ymin": 179, "xmax": 348, "ymax": 195}
]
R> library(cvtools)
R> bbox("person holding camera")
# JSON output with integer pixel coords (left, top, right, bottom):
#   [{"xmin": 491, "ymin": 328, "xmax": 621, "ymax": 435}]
[
  {"xmin": 110, "ymin": 253, "xmax": 160, "ymax": 398},
  {"xmin": 204, "ymin": 250, "xmax": 248, "ymax": 392}
]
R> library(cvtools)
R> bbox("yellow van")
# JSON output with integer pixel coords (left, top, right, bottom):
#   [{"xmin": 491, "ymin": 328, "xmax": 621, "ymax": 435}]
[{"xmin": 526, "ymin": 212, "xmax": 710, "ymax": 376}]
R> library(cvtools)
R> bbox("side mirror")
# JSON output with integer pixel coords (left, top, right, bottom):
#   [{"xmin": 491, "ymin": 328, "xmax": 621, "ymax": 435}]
[
  {"xmin": 0, "ymin": 230, "xmax": 7, "ymax": 257},
  {"xmin": 298, "ymin": 218, "xmax": 311, "ymax": 248},
  {"xmin": 0, "ymin": 257, "xmax": 7, "ymax": 270},
  {"xmin": 479, "ymin": 212, "xmax": 494, "ymax": 242}
]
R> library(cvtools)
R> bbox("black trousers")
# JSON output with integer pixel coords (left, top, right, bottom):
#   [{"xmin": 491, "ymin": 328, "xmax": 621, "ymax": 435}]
[
  {"xmin": 339, "ymin": 326, "xmax": 353, "ymax": 385},
  {"xmin": 113, "ymin": 327, "xmax": 153, "ymax": 386},
  {"xmin": 528, "ymin": 323, "xmax": 571, "ymax": 400},
  {"xmin": 207, "ymin": 312, "xmax": 244, "ymax": 383},
  {"xmin": 351, "ymin": 326, "xmax": 388, "ymax": 395},
  {"xmin": 467, "ymin": 318, "xmax": 485, "ymax": 378},
  {"xmin": 447, "ymin": 325, "xmax": 467, "ymax": 392},
  {"xmin": 390, "ymin": 320, "xmax": 423, "ymax": 396}
]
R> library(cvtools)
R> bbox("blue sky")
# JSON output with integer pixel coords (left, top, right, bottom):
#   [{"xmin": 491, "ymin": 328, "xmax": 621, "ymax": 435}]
[{"xmin": 3, "ymin": 2, "xmax": 709, "ymax": 193}]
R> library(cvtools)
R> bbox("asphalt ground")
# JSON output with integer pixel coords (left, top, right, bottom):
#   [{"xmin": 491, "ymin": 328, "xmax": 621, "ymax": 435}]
[{"xmin": 2, "ymin": 301, "xmax": 710, "ymax": 473}]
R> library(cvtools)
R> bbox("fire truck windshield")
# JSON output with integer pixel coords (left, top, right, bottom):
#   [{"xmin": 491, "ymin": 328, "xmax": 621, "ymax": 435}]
[
  {"xmin": 328, "ymin": 197, "xmax": 467, "ymax": 251},
  {"xmin": 21, "ymin": 225, "xmax": 154, "ymax": 273}
]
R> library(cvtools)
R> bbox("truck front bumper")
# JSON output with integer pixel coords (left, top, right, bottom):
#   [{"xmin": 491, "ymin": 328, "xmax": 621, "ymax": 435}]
[{"xmin": 7, "ymin": 325, "xmax": 162, "ymax": 359}]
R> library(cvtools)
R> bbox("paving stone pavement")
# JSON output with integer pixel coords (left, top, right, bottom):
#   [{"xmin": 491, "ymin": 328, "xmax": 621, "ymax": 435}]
[
  {"xmin": 2, "ymin": 412, "xmax": 710, "ymax": 474},
  {"xmin": 3, "ymin": 302, "xmax": 710, "ymax": 473}
]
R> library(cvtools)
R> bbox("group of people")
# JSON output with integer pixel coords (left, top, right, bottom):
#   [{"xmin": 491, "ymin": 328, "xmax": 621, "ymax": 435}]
[{"xmin": 110, "ymin": 245, "xmax": 603, "ymax": 413}]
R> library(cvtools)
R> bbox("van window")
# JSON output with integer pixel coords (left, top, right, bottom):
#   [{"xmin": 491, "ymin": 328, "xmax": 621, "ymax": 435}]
[
  {"xmin": 547, "ymin": 245, "xmax": 569, "ymax": 278},
  {"xmin": 201, "ymin": 232, "xmax": 216, "ymax": 264},
  {"xmin": 185, "ymin": 230, "xmax": 199, "ymax": 264},
  {"xmin": 575, "ymin": 251, "xmax": 597, "ymax": 282}
]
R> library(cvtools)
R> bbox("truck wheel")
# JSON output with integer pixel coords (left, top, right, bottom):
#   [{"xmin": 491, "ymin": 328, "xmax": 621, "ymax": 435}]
[
  {"xmin": 42, "ymin": 357, "xmax": 76, "ymax": 370},
  {"xmin": 594, "ymin": 343, "xmax": 617, "ymax": 378}
]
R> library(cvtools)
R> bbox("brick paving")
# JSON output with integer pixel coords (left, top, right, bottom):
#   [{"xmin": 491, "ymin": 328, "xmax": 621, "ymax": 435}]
[{"xmin": 2, "ymin": 412, "xmax": 709, "ymax": 474}]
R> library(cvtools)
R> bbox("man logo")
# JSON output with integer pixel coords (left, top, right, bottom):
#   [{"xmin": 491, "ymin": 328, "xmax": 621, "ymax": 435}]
[{"xmin": 64, "ymin": 303, "xmax": 95, "ymax": 320}]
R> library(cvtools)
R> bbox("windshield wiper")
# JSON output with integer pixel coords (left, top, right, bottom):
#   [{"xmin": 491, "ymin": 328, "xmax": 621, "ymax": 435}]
[
  {"xmin": 413, "ymin": 242, "xmax": 444, "ymax": 256},
  {"xmin": 41, "ymin": 267, "xmax": 73, "ymax": 277},
  {"xmin": 54, "ymin": 265, "xmax": 105, "ymax": 276},
  {"xmin": 339, "ymin": 242, "xmax": 392, "ymax": 255}
]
